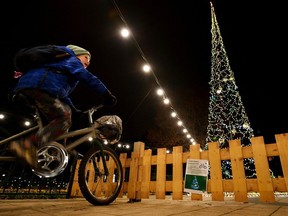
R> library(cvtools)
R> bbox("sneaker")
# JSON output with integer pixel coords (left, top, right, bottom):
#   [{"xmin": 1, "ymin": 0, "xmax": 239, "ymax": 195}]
[{"xmin": 9, "ymin": 139, "xmax": 38, "ymax": 168}]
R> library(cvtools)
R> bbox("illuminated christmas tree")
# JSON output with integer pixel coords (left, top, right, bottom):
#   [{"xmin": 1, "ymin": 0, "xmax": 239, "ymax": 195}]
[{"xmin": 205, "ymin": 2, "xmax": 255, "ymax": 179}]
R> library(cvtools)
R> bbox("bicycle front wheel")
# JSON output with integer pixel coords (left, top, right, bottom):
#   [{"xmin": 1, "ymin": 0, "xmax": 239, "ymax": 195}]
[{"xmin": 78, "ymin": 145, "xmax": 123, "ymax": 205}]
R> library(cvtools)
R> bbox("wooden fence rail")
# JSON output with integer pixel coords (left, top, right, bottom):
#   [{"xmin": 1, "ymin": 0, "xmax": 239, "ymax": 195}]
[{"xmin": 70, "ymin": 133, "xmax": 288, "ymax": 203}]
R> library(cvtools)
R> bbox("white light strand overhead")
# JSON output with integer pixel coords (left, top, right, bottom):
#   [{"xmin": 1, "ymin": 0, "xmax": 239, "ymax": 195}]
[{"xmin": 113, "ymin": 0, "xmax": 197, "ymax": 145}]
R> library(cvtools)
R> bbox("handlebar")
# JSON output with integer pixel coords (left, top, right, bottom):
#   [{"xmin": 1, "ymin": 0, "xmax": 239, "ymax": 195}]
[
  {"xmin": 83, "ymin": 104, "xmax": 104, "ymax": 124},
  {"xmin": 83, "ymin": 104, "xmax": 104, "ymax": 114}
]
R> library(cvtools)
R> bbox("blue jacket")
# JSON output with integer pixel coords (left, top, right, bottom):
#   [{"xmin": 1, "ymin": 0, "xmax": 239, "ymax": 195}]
[{"xmin": 13, "ymin": 45, "xmax": 109, "ymax": 107}]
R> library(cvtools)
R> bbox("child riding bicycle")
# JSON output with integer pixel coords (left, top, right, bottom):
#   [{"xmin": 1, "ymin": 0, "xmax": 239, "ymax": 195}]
[{"xmin": 9, "ymin": 44, "xmax": 117, "ymax": 169}]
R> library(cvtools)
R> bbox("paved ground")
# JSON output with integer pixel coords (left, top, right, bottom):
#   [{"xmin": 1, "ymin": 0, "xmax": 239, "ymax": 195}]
[{"xmin": 1, "ymin": 195, "xmax": 288, "ymax": 216}]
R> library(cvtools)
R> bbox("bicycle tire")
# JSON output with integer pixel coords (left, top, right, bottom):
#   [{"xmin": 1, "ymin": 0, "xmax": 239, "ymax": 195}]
[{"xmin": 78, "ymin": 145, "xmax": 123, "ymax": 205}]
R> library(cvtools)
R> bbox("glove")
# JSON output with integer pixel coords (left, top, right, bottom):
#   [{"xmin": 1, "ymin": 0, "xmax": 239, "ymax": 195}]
[{"xmin": 101, "ymin": 90, "xmax": 117, "ymax": 107}]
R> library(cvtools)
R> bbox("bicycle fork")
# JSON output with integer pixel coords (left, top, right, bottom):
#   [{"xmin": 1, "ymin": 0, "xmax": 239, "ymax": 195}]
[{"xmin": 93, "ymin": 139, "xmax": 110, "ymax": 177}]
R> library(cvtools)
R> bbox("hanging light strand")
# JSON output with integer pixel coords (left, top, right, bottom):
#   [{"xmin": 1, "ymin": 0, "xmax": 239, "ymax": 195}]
[{"xmin": 111, "ymin": 0, "xmax": 197, "ymax": 145}]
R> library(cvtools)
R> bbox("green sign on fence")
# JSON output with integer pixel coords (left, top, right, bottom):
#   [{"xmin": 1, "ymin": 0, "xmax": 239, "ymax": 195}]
[{"xmin": 184, "ymin": 159, "xmax": 209, "ymax": 194}]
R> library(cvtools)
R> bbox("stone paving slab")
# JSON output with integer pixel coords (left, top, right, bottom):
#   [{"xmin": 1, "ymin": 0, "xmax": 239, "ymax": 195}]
[{"xmin": 1, "ymin": 195, "xmax": 288, "ymax": 216}]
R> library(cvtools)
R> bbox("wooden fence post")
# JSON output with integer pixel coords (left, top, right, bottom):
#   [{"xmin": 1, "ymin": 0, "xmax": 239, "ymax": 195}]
[
  {"xmin": 127, "ymin": 141, "xmax": 144, "ymax": 202},
  {"xmin": 141, "ymin": 149, "xmax": 152, "ymax": 198},
  {"xmin": 229, "ymin": 139, "xmax": 248, "ymax": 202},
  {"xmin": 251, "ymin": 136, "xmax": 275, "ymax": 202},
  {"xmin": 189, "ymin": 144, "xmax": 203, "ymax": 201},
  {"xmin": 156, "ymin": 148, "xmax": 167, "ymax": 199},
  {"xmin": 275, "ymin": 133, "xmax": 288, "ymax": 190},
  {"xmin": 208, "ymin": 142, "xmax": 224, "ymax": 201},
  {"xmin": 172, "ymin": 146, "xmax": 183, "ymax": 200},
  {"xmin": 69, "ymin": 159, "xmax": 82, "ymax": 197}
]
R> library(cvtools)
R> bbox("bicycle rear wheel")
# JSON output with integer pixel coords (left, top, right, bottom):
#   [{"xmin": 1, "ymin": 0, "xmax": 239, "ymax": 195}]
[{"xmin": 78, "ymin": 145, "xmax": 123, "ymax": 205}]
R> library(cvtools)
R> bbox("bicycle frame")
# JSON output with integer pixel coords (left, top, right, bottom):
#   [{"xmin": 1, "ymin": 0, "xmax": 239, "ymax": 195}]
[{"xmin": 0, "ymin": 106, "xmax": 105, "ymax": 169}]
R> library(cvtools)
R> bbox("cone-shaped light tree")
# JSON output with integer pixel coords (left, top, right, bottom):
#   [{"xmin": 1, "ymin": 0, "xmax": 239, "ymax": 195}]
[{"xmin": 205, "ymin": 2, "xmax": 256, "ymax": 179}]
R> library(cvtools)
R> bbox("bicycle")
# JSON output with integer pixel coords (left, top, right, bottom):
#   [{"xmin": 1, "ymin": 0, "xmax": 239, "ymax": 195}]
[{"xmin": 0, "ymin": 96, "xmax": 124, "ymax": 206}]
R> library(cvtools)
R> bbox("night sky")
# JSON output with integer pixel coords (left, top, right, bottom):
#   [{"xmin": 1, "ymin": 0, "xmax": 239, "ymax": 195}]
[{"xmin": 0, "ymin": 0, "xmax": 287, "ymax": 145}]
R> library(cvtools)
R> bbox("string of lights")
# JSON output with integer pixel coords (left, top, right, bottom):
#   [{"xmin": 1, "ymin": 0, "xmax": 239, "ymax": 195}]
[{"xmin": 112, "ymin": 0, "xmax": 197, "ymax": 145}]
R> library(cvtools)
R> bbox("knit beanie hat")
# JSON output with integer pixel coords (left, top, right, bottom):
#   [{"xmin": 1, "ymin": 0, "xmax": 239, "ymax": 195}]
[{"xmin": 67, "ymin": 44, "xmax": 91, "ymax": 58}]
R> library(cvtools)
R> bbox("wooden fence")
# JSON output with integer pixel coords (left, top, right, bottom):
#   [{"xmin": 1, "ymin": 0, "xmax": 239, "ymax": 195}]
[{"xmin": 70, "ymin": 133, "xmax": 288, "ymax": 203}]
